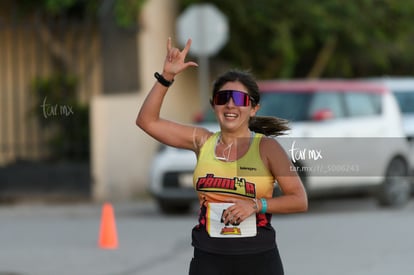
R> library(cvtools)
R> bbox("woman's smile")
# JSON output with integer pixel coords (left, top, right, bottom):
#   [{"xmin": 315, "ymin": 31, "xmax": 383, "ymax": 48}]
[{"xmin": 223, "ymin": 112, "xmax": 238, "ymax": 119}]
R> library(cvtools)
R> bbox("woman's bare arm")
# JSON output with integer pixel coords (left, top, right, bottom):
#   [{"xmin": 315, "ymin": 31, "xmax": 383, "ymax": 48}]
[
  {"xmin": 136, "ymin": 38, "xmax": 211, "ymax": 151},
  {"xmin": 261, "ymin": 137, "xmax": 308, "ymax": 213}
]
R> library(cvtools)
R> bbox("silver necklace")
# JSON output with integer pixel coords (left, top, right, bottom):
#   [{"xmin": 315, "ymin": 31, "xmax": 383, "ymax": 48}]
[
  {"xmin": 215, "ymin": 131, "xmax": 255, "ymax": 162},
  {"xmin": 215, "ymin": 135, "xmax": 233, "ymax": 162}
]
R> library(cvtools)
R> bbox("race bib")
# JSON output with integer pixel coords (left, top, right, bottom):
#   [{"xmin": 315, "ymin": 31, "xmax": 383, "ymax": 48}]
[{"xmin": 206, "ymin": 203, "xmax": 257, "ymax": 238}]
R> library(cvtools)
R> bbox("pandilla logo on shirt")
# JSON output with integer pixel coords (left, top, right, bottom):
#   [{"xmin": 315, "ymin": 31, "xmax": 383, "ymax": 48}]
[{"xmin": 196, "ymin": 174, "xmax": 256, "ymax": 198}]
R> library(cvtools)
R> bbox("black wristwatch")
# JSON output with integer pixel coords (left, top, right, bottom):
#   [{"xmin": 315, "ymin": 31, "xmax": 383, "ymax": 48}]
[{"xmin": 154, "ymin": 72, "xmax": 174, "ymax": 87}]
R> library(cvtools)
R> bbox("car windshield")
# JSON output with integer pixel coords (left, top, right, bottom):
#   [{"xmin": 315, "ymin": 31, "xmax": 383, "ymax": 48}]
[
  {"xmin": 393, "ymin": 91, "xmax": 414, "ymax": 114},
  {"xmin": 257, "ymin": 92, "xmax": 312, "ymax": 121}
]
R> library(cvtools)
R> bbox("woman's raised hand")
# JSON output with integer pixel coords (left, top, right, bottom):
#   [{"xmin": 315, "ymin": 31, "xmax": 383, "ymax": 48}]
[{"xmin": 163, "ymin": 37, "xmax": 198, "ymax": 79}]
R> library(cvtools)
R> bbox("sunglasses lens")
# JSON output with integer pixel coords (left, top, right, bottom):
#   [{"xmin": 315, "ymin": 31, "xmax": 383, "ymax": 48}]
[
  {"xmin": 213, "ymin": 91, "xmax": 251, "ymax": 106},
  {"xmin": 231, "ymin": 91, "xmax": 250, "ymax": 106},
  {"xmin": 214, "ymin": 93, "xmax": 230, "ymax": 105}
]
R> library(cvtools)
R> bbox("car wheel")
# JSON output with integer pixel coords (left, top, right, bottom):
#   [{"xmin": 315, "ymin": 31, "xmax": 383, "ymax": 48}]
[
  {"xmin": 377, "ymin": 157, "xmax": 411, "ymax": 207},
  {"xmin": 158, "ymin": 199, "xmax": 191, "ymax": 215}
]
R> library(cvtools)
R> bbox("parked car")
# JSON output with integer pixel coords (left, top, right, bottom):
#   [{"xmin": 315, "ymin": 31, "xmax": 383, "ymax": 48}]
[
  {"xmin": 150, "ymin": 80, "xmax": 412, "ymax": 214},
  {"xmin": 257, "ymin": 80, "xmax": 412, "ymax": 204}
]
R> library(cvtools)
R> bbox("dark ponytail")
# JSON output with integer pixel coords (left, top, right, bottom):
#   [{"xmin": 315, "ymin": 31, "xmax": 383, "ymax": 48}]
[
  {"xmin": 212, "ymin": 69, "xmax": 290, "ymax": 136},
  {"xmin": 249, "ymin": 116, "xmax": 290, "ymax": 137}
]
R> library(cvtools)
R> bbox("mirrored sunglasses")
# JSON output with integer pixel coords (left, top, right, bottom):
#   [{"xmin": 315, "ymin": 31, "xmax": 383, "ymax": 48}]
[{"xmin": 212, "ymin": 90, "xmax": 253, "ymax": 106}]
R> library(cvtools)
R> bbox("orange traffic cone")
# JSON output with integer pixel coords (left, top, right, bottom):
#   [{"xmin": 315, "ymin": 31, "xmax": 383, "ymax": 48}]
[{"xmin": 98, "ymin": 202, "xmax": 118, "ymax": 249}]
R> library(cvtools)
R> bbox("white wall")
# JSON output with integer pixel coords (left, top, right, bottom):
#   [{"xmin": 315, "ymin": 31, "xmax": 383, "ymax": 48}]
[{"xmin": 91, "ymin": 0, "xmax": 200, "ymax": 201}]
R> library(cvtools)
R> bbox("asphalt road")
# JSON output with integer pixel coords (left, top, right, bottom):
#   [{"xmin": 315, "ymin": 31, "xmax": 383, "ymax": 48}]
[{"xmin": 0, "ymin": 196, "xmax": 413, "ymax": 275}]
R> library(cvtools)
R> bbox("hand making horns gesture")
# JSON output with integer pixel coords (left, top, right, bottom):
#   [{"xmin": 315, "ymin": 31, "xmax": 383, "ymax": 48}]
[{"xmin": 162, "ymin": 37, "xmax": 198, "ymax": 78}]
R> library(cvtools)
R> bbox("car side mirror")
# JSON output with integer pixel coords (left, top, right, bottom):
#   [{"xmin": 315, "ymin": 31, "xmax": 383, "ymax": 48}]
[{"xmin": 311, "ymin": 109, "xmax": 334, "ymax": 121}]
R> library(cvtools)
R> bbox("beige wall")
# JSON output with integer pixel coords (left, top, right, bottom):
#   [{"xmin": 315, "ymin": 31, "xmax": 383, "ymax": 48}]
[{"xmin": 91, "ymin": 0, "xmax": 200, "ymax": 201}]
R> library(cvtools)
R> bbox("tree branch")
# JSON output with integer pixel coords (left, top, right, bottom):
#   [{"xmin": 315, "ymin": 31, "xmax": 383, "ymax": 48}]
[
  {"xmin": 307, "ymin": 36, "xmax": 337, "ymax": 79},
  {"xmin": 35, "ymin": 19, "xmax": 74, "ymax": 72}
]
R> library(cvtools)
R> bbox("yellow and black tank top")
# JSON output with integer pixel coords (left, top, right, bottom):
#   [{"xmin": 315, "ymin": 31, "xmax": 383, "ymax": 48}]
[{"xmin": 191, "ymin": 132, "xmax": 278, "ymax": 255}]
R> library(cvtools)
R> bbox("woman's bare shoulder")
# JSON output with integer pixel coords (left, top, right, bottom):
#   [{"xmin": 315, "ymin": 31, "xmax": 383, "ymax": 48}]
[
  {"xmin": 259, "ymin": 136, "xmax": 290, "ymax": 163},
  {"xmin": 193, "ymin": 126, "xmax": 215, "ymax": 151}
]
